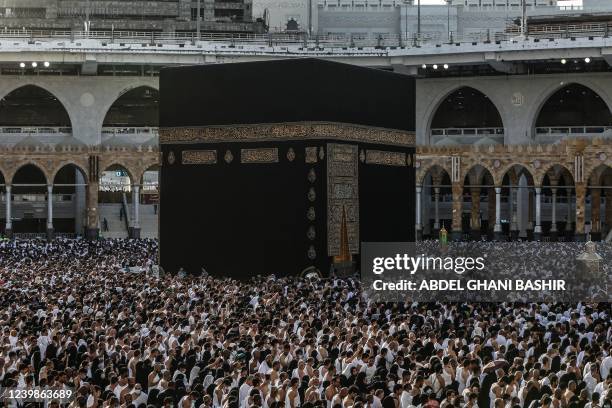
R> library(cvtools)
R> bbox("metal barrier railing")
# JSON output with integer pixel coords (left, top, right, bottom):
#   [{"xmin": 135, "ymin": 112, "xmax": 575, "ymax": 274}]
[
  {"xmin": 12, "ymin": 233, "xmax": 77, "ymax": 239},
  {"xmin": 0, "ymin": 29, "xmax": 408, "ymax": 47},
  {"xmin": 535, "ymin": 126, "xmax": 612, "ymax": 135},
  {"xmin": 0, "ymin": 25, "xmax": 609, "ymax": 49},
  {"xmin": 431, "ymin": 128, "xmax": 505, "ymax": 136},
  {"xmin": 101, "ymin": 127, "xmax": 159, "ymax": 136},
  {"xmin": 13, "ymin": 233, "xmax": 47, "ymax": 239},
  {"xmin": 0, "ymin": 127, "xmax": 72, "ymax": 135},
  {"xmin": 55, "ymin": 232, "xmax": 77, "ymax": 239},
  {"xmin": 0, "ymin": 127, "xmax": 157, "ymax": 137}
]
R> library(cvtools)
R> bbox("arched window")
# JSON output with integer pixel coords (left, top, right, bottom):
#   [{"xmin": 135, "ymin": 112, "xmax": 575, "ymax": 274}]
[
  {"xmin": 0, "ymin": 85, "xmax": 71, "ymax": 127},
  {"xmin": 536, "ymin": 84, "xmax": 612, "ymax": 127},
  {"xmin": 431, "ymin": 87, "xmax": 503, "ymax": 129},
  {"xmin": 103, "ymin": 86, "xmax": 159, "ymax": 127},
  {"xmin": 430, "ymin": 87, "xmax": 503, "ymax": 145}
]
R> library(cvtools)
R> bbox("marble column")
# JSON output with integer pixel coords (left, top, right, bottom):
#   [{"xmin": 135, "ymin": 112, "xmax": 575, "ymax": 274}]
[
  {"xmin": 508, "ymin": 185, "xmax": 513, "ymax": 227},
  {"xmin": 132, "ymin": 185, "xmax": 141, "ymax": 239},
  {"xmin": 606, "ymin": 190, "xmax": 612, "ymax": 237},
  {"xmin": 47, "ymin": 184, "xmax": 54, "ymax": 240},
  {"xmin": 526, "ymin": 188, "xmax": 534, "ymax": 239},
  {"xmin": 487, "ymin": 187, "xmax": 496, "ymax": 237},
  {"xmin": 574, "ymin": 184, "xmax": 586, "ymax": 241},
  {"xmin": 494, "ymin": 187, "xmax": 503, "ymax": 240},
  {"xmin": 566, "ymin": 187, "xmax": 573, "ymax": 235},
  {"xmin": 4, "ymin": 185, "xmax": 12, "ymax": 238},
  {"xmin": 517, "ymin": 183, "xmax": 528, "ymax": 239},
  {"xmin": 433, "ymin": 187, "xmax": 440, "ymax": 232},
  {"xmin": 534, "ymin": 187, "xmax": 542, "ymax": 241},
  {"xmin": 451, "ymin": 182, "xmax": 463, "ymax": 241},
  {"xmin": 416, "ymin": 185, "xmax": 422, "ymax": 240},
  {"xmin": 509, "ymin": 184, "xmax": 519, "ymax": 239},
  {"xmin": 85, "ymin": 182, "xmax": 99, "ymax": 240},
  {"xmin": 550, "ymin": 188, "xmax": 558, "ymax": 240},
  {"xmin": 74, "ymin": 169, "xmax": 86, "ymax": 236},
  {"xmin": 470, "ymin": 187, "xmax": 481, "ymax": 240},
  {"xmin": 423, "ymin": 183, "xmax": 431, "ymax": 236},
  {"xmin": 591, "ymin": 188, "xmax": 601, "ymax": 240}
]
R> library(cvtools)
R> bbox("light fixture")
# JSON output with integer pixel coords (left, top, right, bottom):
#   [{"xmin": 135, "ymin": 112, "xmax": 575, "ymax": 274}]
[
  {"xmin": 422, "ymin": 64, "xmax": 426, "ymax": 69},
  {"xmin": 443, "ymin": 64, "xmax": 449, "ymax": 69},
  {"xmin": 561, "ymin": 58, "xmax": 566, "ymax": 64},
  {"xmin": 19, "ymin": 62, "xmax": 25, "ymax": 68},
  {"xmin": 584, "ymin": 57, "xmax": 591, "ymax": 63},
  {"xmin": 43, "ymin": 61, "xmax": 50, "ymax": 67},
  {"xmin": 31, "ymin": 62, "xmax": 37, "ymax": 68},
  {"xmin": 433, "ymin": 64, "xmax": 438, "ymax": 69}
]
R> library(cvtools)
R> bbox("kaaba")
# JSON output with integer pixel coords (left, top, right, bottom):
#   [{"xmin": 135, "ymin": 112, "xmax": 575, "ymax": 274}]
[{"xmin": 159, "ymin": 58, "xmax": 415, "ymax": 278}]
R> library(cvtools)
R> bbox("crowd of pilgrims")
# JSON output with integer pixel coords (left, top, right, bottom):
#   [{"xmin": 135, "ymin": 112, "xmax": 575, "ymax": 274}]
[{"xmin": 0, "ymin": 238, "xmax": 610, "ymax": 408}]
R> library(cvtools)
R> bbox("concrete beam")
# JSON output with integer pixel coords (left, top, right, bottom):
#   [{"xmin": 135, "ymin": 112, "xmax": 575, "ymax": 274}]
[
  {"xmin": 488, "ymin": 60, "xmax": 527, "ymax": 74},
  {"xmin": 488, "ymin": 48, "xmax": 601, "ymax": 63},
  {"xmin": 392, "ymin": 64, "xmax": 418, "ymax": 75},
  {"xmin": 485, "ymin": 51, "xmax": 526, "ymax": 74},
  {"xmin": 601, "ymin": 47, "xmax": 612, "ymax": 67},
  {"xmin": 0, "ymin": 37, "xmax": 607, "ymax": 70},
  {"xmin": 81, "ymin": 55, "xmax": 98, "ymax": 75}
]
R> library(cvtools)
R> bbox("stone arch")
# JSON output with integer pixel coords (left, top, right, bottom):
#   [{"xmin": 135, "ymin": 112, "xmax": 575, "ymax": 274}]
[
  {"xmin": 463, "ymin": 162, "xmax": 496, "ymax": 185},
  {"xmin": 463, "ymin": 164, "xmax": 495, "ymax": 237},
  {"xmin": 536, "ymin": 163, "xmax": 575, "ymax": 187},
  {"xmin": 11, "ymin": 162, "xmax": 50, "ymax": 216},
  {"xmin": 497, "ymin": 164, "xmax": 536, "ymax": 238},
  {"xmin": 9, "ymin": 161, "xmax": 51, "ymax": 185},
  {"xmin": 98, "ymin": 162, "xmax": 136, "ymax": 207},
  {"xmin": 423, "ymin": 84, "xmax": 505, "ymax": 144},
  {"xmin": 586, "ymin": 163, "xmax": 612, "ymax": 186},
  {"xmin": 0, "ymin": 83, "xmax": 75, "ymax": 129},
  {"xmin": 101, "ymin": 85, "xmax": 160, "ymax": 128},
  {"xmin": 134, "ymin": 161, "xmax": 161, "ymax": 187},
  {"xmin": 137, "ymin": 163, "xmax": 160, "ymax": 211},
  {"xmin": 100, "ymin": 162, "xmax": 136, "ymax": 184},
  {"xmin": 417, "ymin": 161, "xmax": 452, "ymax": 186},
  {"xmin": 50, "ymin": 161, "xmax": 89, "ymax": 183},
  {"xmin": 529, "ymin": 80, "xmax": 612, "ymax": 134},
  {"xmin": 48, "ymin": 162, "xmax": 89, "ymax": 235},
  {"xmin": 585, "ymin": 161, "xmax": 612, "ymax": 186},
  {"xmin": 584, "ymin": 163, "xmax": 612, "ymax": 237},
  {"xmin": 9, "ymin": 163, "xmax": 50, "ymax": 234},
  {"xmin": 420, "ymin": 164, "xmax": 453, "ymax": 193},
  {"xmin": 0, "ymin": 168, "xmax": 5, "ymax": 194},
  {"xmin": 97, "ymin": 163, "xmax": 136, "ymax": 219},
  {"xmin": 496, "ymin": 163, "xmax": 535, "ymax": 187},
  {"xmin": 419, "ymin": 163, "xmax": 453, "ymax": 236}
]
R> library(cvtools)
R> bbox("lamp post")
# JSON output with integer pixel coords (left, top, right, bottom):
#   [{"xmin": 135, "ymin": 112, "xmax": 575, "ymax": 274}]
[
  {"xmin": 447, "ymin": 0, "xmax": 450, "ymax": 43},
  {"xmin": 85, "ymin": 0, "xmax": 91, "ymax": 36},
  {"xmin": 196, "ymin": 0, "xmax": 201, "ymax": 41},
  {"xmin": 417, "ymin": 0, "xmax": 421, "ymax": 41},
  {"xmin": 521, "ymin": 0, "xmax": 527, "ymax": 38}
]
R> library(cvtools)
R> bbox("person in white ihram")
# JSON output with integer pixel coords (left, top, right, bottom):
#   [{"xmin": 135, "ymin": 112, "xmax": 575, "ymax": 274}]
[{"xmin": 285, "ymin": 378, "xmax": 301, "ymax": 408}]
